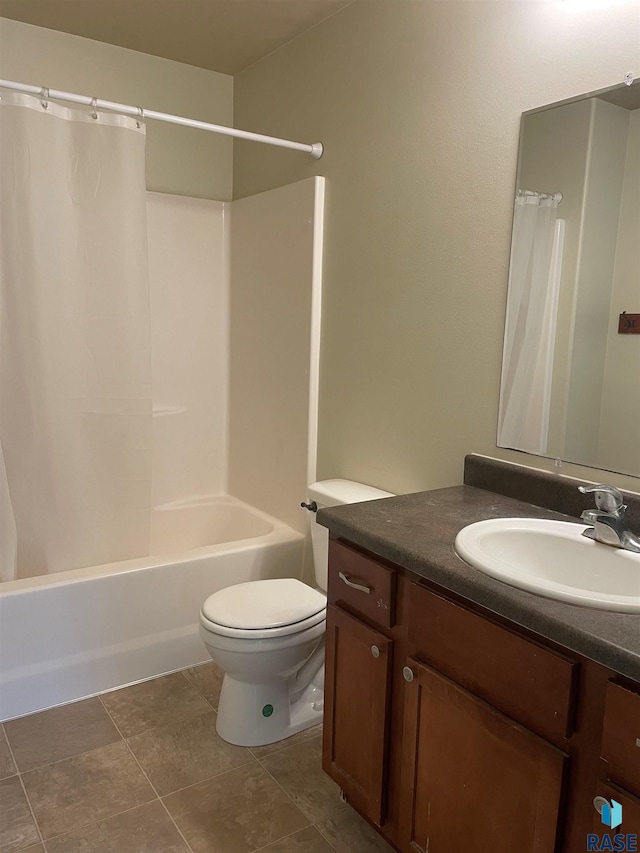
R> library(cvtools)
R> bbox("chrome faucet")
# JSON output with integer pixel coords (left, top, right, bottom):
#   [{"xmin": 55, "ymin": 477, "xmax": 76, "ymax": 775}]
[{"xmin": 578, "ymin": 485, "xmax": 640, "ymax": 553}]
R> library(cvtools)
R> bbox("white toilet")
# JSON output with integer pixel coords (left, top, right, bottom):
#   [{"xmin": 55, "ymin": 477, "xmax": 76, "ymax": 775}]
[{"xmin": 199, "ymin": 479, "xmax": 393, "ymax": 746}]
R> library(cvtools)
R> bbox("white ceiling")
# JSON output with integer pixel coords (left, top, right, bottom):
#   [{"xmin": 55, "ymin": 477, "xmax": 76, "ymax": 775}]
[{"xmin": 0, "ymin": 0, "xmax": 355, "ymax": 75}]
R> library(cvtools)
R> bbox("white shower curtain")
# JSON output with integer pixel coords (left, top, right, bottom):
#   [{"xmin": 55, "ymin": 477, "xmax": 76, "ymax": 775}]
[
  {"xmin": 0, "ymin": 92, "xmax": 152, "ymax": 580},
  {"xmin": 497, "ymin": 193, "xmax": 564, "ymax": 455}
]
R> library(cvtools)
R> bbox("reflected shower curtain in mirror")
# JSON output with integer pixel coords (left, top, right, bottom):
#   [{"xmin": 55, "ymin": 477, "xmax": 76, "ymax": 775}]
[
  {"xmin": 497, "ymin": 193, "xmax": 564, "ymax": 456},
  {"xmin": 0, "ymin": 92, "xmax": 152, "ymax": 580}
]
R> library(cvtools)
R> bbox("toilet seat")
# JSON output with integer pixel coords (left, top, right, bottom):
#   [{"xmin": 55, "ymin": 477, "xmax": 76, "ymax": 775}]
[{"xmin": 200, "ymin": 578, "xmax": 327, "ymax": 640}]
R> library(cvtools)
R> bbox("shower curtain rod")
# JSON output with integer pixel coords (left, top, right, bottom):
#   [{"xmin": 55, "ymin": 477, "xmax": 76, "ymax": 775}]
[
  {"xmin": 0, "ymin": 79, "xmax": 324, "ymax": 159},
  {"xmin": 517, "ymin": 189, "xmax": 563, "ymax": 204}
]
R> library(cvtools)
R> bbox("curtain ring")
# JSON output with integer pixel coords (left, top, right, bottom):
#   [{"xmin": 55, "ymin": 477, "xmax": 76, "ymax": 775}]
[
  {"xmin": 40, "ymin": 86, "xmax": 49, "ymax": 110},
  {"xmin": 136, "ymin": 106, "xmax": 144, "ymax": 129},
  {"xmin": 91, "ymin": 97, "xmax": 98, "ymax": 120}
]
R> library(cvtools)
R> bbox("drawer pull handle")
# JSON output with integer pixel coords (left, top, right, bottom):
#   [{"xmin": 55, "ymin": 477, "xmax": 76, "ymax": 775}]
[
  {"xmin": 636, "ymin": 738, "xmax": 640, "ymax": 749},
  {"xmin": 371, "ymin": 645, "xmax": 381, "ymax": 658},
  {"xmin": 338, "ymin": 572, "xmax": 371, "ymax": 594}
]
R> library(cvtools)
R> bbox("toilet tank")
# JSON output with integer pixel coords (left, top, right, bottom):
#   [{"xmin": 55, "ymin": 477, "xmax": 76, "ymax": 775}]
[{"xmin": 307, "ymin": 479, "xmax": 394, "ymax": 591}]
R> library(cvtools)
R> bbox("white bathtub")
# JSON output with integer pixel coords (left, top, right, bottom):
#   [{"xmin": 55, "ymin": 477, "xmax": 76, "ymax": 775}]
[{"xmin": 0, "ymin": 496, "xmax": 305, "ymax": 721}]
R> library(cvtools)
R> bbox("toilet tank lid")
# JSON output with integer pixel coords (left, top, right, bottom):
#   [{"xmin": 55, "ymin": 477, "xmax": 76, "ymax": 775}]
[{"xmin": 307, "ymin": 479, "xmax": 394, "ymax": 507}]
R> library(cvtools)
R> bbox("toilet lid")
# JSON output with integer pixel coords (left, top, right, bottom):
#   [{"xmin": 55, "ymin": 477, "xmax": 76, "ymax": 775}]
[{"xmin": 201, "ymin": 578, "xmax": 326, "ymax": 631}]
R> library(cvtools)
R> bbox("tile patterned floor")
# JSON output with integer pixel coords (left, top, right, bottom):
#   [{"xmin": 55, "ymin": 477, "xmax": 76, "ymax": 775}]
[{"xmin": 0, "ymin": 663, "xmax": 395, "ymax": 853}]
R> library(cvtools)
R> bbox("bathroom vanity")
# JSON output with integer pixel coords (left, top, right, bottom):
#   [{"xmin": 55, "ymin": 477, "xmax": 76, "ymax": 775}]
[{"xmin": 318, "ymin": 457, "xmax": 640, "ymax": 853}]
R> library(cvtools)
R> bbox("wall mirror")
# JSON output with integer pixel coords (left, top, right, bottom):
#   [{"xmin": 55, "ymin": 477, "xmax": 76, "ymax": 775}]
[{"xmin": 497, "ymin": 78, "xmax": 640, "ymax": 478}]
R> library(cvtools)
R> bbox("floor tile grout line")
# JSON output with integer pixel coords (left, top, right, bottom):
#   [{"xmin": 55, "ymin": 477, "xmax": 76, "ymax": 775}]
[
  {"xmin": 0, "ymin": 723, "xmax": 17, "ymax": 780},
  {"xmin": 3, "ymin": 696, "xmax": 131, "ymax": 776},
  {"xmin": 15, "ymin": 776, "xmax": 45, "ymax": 846},
  {"xmin": 245, "ymin": 735, "xmax": 344, "ymax": 853},
  {"xmin": 97, "ymin": 683, "xmax": 259, "ymax": 798},
  {"xmin": 118, "ymin": 740, "xmax": 314, "ymax": 853},
  {"xmin": 95, "ymin": 697, "xmax": 161, "ymax": 794},
  {"xmin": 255, "ymin": 740, "xmax": 349, "ymax": 844},
  {"xmin": 254, "ymin": 748, "xmax": 334, "ymax": 828},
  {"xmin": 313, "ymin": 826, "xmax": 341, "ymax": 853},
  {"xmin": 181, "ymin": 664, "xmax": 221, "ymax": 713},
  {"xmin": 7, "ymin": 723, "xmax": 329, "ymax": 847},
  {"xmin": 0, "ymin": 723, "xmax": 18, "ymax": 781},
  {"xmin": 97, "ymin": 691, "xmax": 215, "ymax": 742},
  {"xmin": 98, "ymin": 670, "xmax": 258, "ymax": 804},
  {"xmin": 98, "ymin": 696, "xmax": 196, "ymax": 853},
  {"xmin": 39, "ymin": 799, "xmax": 168, "ymax": 848},
  {"xmin": 96, "ymin": 667, "xmax": 198, "ymax": 711},
  {"xmin": 98, "ymin": 691, "xmax": 278, "ymax": 853},
  {"xmin": 148, "ymin": 755, "xmax": 258, "ymax": 801},
  {"xmin": 249, "ymin": 727, "xmax": 323, "ymax": 761},
  {"xmin": 156, "ymin": 797, "xmax": 196, "ymax": 853},
  {"xmin": 3, "ymin": 665, "xmax": 217, "ymax": 774},
  {"xmin": 3, "ymin": 669, "xmax": 343, "ymax": 853},
  {"xmin": 8, "ymin": 734, "xmax": 125, "ymax": 776},
  {"xmin": 314, "ymin": 818, "xmax": 344, "ymax": 853},
  {"xmin": 121, "ymin": 739, "xmax": 196, "ymax": 853},
  {"xmin": 250, "ymin": 823, "xmax": 315, "ymax": 853},
  {"xmin": 1, "ymin": 730, "xmax": 46, "ymax": 848}
]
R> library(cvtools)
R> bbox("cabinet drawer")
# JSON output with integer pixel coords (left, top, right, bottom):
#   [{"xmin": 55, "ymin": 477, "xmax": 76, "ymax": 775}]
[
  {"xmin": 328, "ymin": 540, "xmax": 396, "ymax": 630},
  {"xmin": 408, "ymin": 583, "xmax": 577, "ymax": 742},
  {"xmin": 601, "ymin": 681, "xmax": 640, "ymax": 796}
]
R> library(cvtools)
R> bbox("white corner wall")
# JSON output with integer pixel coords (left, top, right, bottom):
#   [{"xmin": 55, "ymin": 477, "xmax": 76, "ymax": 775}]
[
  {"xmin": 228, "ymin": 177, "xmax": 324, "ymax": 532},
  {"xmin": 146, "ymin": 180, "xmax": 324, "ymax": 531},
  {"xmin": 147, "ymin": 193, "xmax": 229, "ymax": 507}
]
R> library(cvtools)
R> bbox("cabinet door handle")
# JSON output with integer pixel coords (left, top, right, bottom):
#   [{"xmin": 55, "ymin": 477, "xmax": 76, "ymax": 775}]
[
  {"xmin": 402, "ymin": 666, "xmax": 415, "ymax": 683},
  {"xmin": 338, "ymin": 572, "xmax": 371, "ymax": 594},
  {"xmin": 371, "ymin": 645, "xmax": 381, "ymax": 658}
]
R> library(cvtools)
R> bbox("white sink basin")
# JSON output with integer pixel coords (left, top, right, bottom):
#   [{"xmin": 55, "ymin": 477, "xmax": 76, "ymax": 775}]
[{"xmin": 455, "ymin": 518, "xmax": 640, "ymax": 613}]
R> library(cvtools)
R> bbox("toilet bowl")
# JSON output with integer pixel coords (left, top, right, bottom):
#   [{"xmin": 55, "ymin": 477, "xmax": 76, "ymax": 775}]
[
  {"xmin": 199, "ymin": 480, "xmax": 393, "ymax": 747},
  {"xmin": 199, "ymin": 577, "xmax": 326, "ymax": 746}
]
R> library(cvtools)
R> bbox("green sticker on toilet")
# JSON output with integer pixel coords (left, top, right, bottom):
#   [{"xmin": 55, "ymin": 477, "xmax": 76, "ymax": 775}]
[{"xmin": 262, "ymin": 704, "xmax": 274, "ymax": 718}]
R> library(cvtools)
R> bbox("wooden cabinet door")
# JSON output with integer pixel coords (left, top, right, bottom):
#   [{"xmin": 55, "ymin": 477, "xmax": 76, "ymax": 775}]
[
  {"xmin": 601, "ymin": 681, "xmax": 640, "ymax": 797},
  {"xmin": 400, "ymin": 659, "xmax": 568, "ymax": 853},
  {"xmin": 322, "ymin": 604, "xmax": 392, "ymax": 825}
]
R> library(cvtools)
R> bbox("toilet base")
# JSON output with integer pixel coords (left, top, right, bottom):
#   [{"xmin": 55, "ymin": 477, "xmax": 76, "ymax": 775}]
[{"xmin": 216, "ymin": 669, "xmax": 324, "ymax": 747}]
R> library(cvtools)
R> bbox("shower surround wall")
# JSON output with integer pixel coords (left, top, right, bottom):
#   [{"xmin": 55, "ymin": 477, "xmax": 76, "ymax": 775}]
[
  {"xmin": 146, "ymin": 177, "xmax": 324, "ymax": 532},
  {"xmin": 0, "ymin": 176, "xmax": 324, "ymax": 719},
  {"xmin": 147, "ymin": 193, "xmax": 230, "ymax": 515},
  {"xmin": 229, "ymin": 178, "xmax": 324, "ymax": 533}
]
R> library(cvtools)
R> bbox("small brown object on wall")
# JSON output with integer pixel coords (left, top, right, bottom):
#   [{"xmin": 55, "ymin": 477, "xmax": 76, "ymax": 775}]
[{"xmin": 618, "ymin": 312, "xmax": 640, "ymax": 333}]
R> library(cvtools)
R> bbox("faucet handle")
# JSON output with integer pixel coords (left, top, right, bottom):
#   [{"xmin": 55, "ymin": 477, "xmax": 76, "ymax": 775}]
[{"xmin": 578, "ymin": 484, "xmax": 624, "ymax": 513}]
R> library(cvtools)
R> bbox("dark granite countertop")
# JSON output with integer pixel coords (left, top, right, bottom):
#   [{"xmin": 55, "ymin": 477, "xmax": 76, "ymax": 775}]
[{"xmin": 317, "ymin": 485, "xmax": 640, "ymax": 682}]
